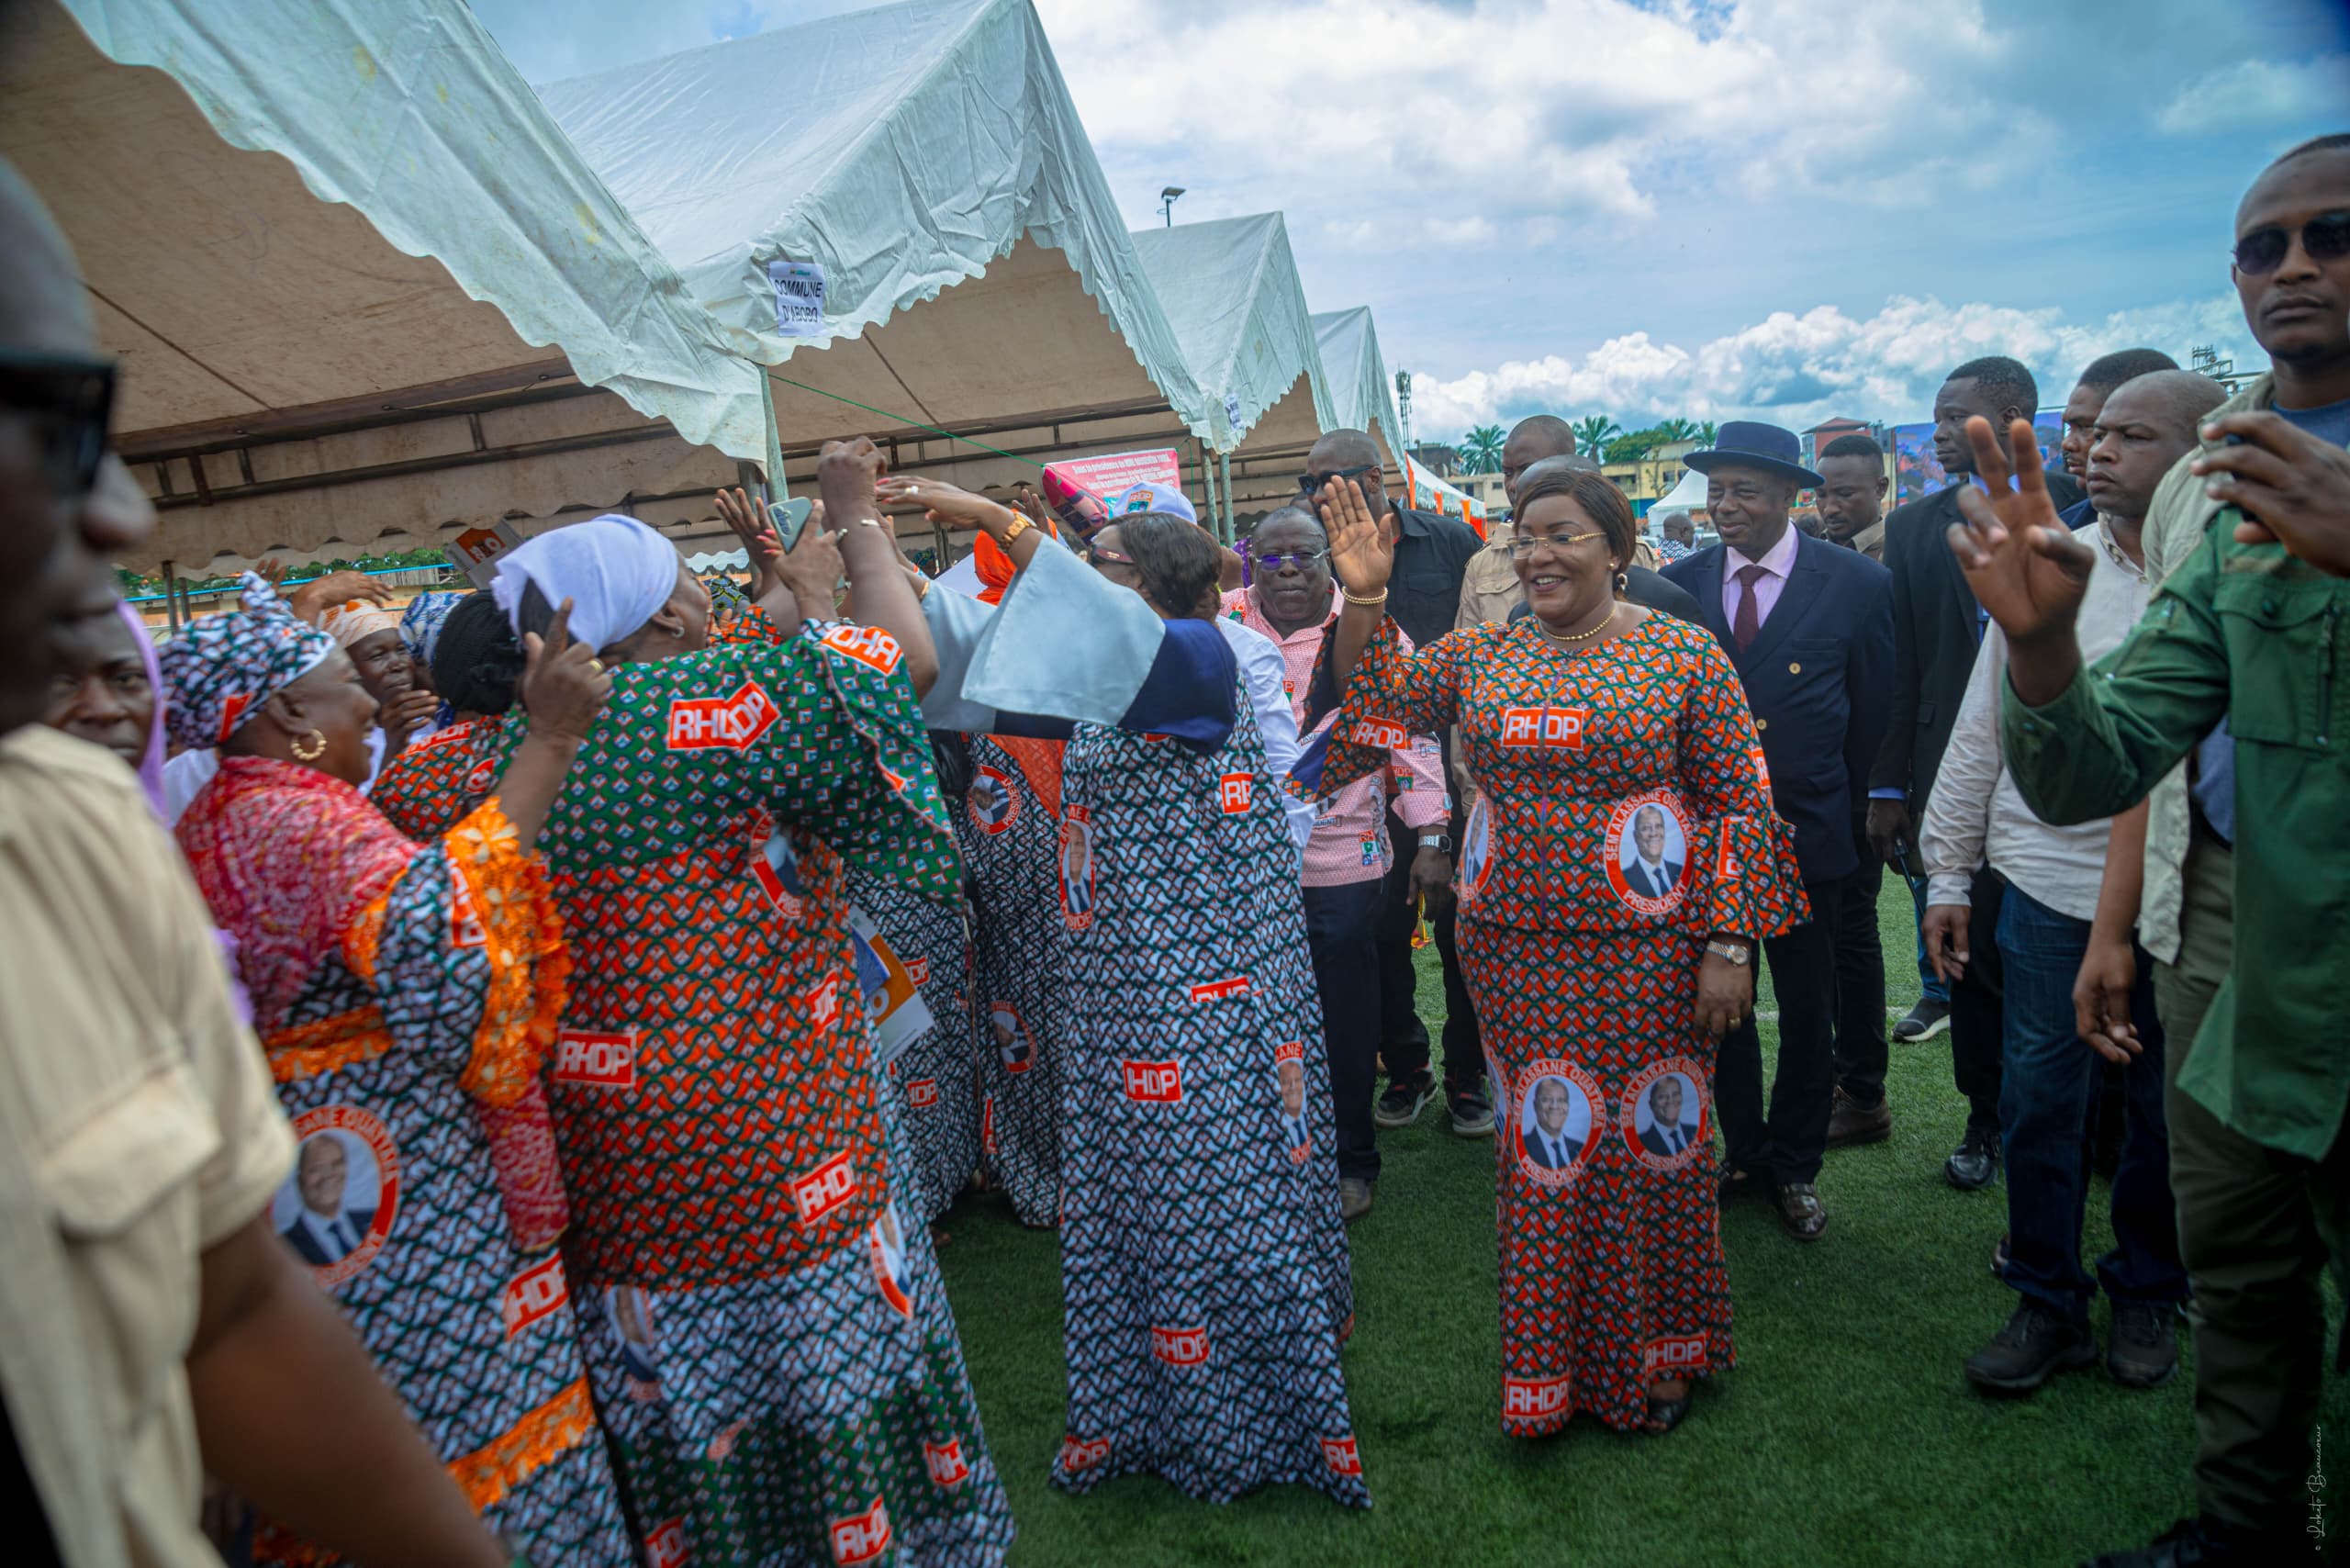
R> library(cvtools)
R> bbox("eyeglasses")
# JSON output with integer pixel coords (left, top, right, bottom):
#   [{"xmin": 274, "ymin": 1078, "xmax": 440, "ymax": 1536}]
[
  {"xmin": 0, "ymin": 350, "xmax": 116, "ymax": 503},
  {"xmin": 2232, "ymin": 211, "xmax": 2350, "ymax": 274},
  {"xmin": 1508, "ymin": 529, "xmax": 1606, "ymax": 558},
  {"xmin": 1090, "ymin": 546, "xmax": 1135, "ymax": 566},
  {"xmin": 1252, "ymin": 549, "xmax": 1329, "ymax": 573},
  {"xmin": 1298, "ymin": 464, "xmax": 1376, "ymax": 494}
]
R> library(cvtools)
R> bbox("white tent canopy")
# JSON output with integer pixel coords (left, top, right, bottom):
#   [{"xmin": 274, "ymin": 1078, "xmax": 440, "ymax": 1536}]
[
  {"xmin": 1312, "ymin": 307, "xmax": 1405, "ymax": 469},
  {"xmin": 1129, "ymin": 213, "xmax": 1337, "ymax": 524},
  {"xmin": 541, "ymin": 0, "xmax": 1223, "ymax": 537},
  {"xmin": 1, "ymin": 0, "xmax": 767, "ymax": 575}
]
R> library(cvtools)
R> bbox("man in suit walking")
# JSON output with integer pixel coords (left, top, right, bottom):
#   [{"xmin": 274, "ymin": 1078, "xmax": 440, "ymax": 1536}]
[
  {"xmin": 1863, "ymin": 358, "xmax": 2087, "ymax": 1194},
  {"xmin": 1664, "ymin": 422, "xmax": 1893, "ymax": 1240}
]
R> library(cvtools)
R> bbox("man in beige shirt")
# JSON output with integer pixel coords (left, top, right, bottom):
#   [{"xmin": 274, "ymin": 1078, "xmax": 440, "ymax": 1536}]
[{"xmin": 0, "ymin": 156, "xmax": 507, "ymax": 1568}]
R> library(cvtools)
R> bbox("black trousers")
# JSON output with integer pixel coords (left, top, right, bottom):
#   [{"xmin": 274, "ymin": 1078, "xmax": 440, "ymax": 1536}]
[
  {"xmin": 1831, "ymin": 814, "xmax": 1888, "ymax": 1109},
  {"xmin": 1718, "ymin": 879, "xmax": 1842, "ymax": 1187},
  {"xmin": 1374, "ymin": 804, "xmax": 1482, "ymax": 1093},
  {"xmin": 1303, "ymin": 877, "xmax": 1385, "ymax": 1182},
  {"xmin": 1950, "ymin": 868, "xmax": 2006, "ymax": 1142}
]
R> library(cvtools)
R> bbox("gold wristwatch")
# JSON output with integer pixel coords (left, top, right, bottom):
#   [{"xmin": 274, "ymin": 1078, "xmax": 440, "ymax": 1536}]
[{"xmin": 1705, "ymin": 938, "xmax": 1752, "ymax": 966}]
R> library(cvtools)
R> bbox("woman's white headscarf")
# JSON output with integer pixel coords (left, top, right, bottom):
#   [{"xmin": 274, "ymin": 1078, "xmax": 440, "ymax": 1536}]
[{"xmin": 491, "ymin": 514, "xmax": 681, "ymax": 653}]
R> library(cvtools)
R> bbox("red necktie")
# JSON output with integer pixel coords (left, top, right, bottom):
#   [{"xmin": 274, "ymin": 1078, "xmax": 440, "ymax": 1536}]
[{"xmin": 1732, "ymin": 564, "xmax": 1769, "ymax": 652}]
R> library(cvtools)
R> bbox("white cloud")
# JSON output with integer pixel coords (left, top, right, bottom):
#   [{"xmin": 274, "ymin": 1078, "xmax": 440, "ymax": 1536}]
[
  {"xmin": 1411, "ymin": 290, "xmax": 2255, "ymax": 436},
  {"xmin": 2157, "ymin": 55, "xmax": 2350, "ymax": 135},
  {"xmin": 1036, "ymin": 0, "xmax": 2323, "ymax": 227}
]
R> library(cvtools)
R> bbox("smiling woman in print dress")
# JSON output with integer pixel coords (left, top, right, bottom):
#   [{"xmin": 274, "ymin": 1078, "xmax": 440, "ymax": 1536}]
[{"xmin": 1307, "ymin": 460, "xmax": 1806, "ymax": 1437}]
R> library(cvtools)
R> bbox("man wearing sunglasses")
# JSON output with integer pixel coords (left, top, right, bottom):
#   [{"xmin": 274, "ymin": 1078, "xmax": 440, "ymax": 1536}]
[
  {"xmin": 0, "ymin": 160, "xmax": 513, "ymax": 1567},
  {"xmin": 1957, "ymin": 134, "xmax": 2350, "ymax": 1568},
  {"xmin": 1295, "ymin": 431, "xmax": 1489, "ymax": 1137}
]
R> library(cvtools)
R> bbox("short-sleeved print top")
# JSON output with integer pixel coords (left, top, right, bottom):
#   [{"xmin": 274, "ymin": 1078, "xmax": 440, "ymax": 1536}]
[{"xmin": 1318, "ymin": 612, "xmax": 1806, "ymax": 941}]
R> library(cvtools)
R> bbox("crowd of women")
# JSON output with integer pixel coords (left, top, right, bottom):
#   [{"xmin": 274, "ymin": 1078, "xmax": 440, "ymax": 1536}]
[{"xmin": 50, "ymin": 425, "xmax": 1799, "ymax": 1564}]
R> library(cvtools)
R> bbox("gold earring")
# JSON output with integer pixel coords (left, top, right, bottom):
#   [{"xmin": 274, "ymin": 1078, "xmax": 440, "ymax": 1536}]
[{"xmin": 291, "ymin": 729, "xmax": 326, "ymax": 761}]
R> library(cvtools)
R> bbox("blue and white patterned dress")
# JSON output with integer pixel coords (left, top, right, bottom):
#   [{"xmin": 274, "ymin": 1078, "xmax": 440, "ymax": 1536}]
[
  {"xmin": 1050, "ymin": 679, "xmax": 1367, "ymax": 1507},
  {"xmin": 956, "ymin": 735, "xmax": 1073, "ymax": 1228}
]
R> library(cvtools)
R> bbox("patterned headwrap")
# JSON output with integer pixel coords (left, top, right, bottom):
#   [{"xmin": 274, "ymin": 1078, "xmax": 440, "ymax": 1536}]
[
  {"xmin": 491, "ymin": 513, "xmax": 680, "ymax": 653},
  {"xmin": 398, "ymin": 590, "xmax": 464, "ymax": 668},
  {"xmin": 157, "ymin": 574, "xmax": 337, "ymax": 753},
  {"xmin": 702, "ymin": 570, "xmax": 751, "ymax": 613},
  {"xmin": 319, "ymin": 597, "xmax": 400, "ymax": 649}
]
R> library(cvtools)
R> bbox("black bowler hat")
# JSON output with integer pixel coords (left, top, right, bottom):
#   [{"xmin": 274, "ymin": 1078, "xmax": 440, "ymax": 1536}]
[{"xmin": 1683, "ymin": 420, "xmax": 1823, "ymax": 488}]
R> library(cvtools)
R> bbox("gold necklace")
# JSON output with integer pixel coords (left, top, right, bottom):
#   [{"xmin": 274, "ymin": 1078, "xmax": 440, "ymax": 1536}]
[{"xmin": 1535, "ymin": 603, "xmax": 1618, "ymax": 645}]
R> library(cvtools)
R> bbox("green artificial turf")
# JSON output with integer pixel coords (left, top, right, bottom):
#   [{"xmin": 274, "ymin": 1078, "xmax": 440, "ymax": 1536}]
[{"xmin": 932, "ymin": 881, "xmax": 2348, "ymax": 1565}]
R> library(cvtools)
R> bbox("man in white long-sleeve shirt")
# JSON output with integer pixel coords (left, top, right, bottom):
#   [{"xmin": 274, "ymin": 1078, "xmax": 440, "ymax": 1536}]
[{"xmin": 1920, "ymin": 370, "xmax": 2223, "ymax": 1395}]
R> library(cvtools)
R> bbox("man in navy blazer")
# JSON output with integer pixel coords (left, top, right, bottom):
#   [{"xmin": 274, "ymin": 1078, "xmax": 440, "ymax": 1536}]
[{"xmin": 1663, "ymin": 421, "xmax": 1893, "ymax": 1243}]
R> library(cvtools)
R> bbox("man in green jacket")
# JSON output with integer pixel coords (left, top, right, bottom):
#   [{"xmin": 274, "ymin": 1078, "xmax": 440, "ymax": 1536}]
[{"xmin": 1944, "ymin": 132, "xmax": 2350, "ymax": 1568}]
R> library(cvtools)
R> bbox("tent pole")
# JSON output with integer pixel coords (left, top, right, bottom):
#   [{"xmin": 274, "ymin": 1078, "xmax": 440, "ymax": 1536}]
[
  {"xmin": 1201, "ymin": 444, "xmax": 1222, "ymax": 541},
  {"xmin": 1219, "ymin": 449, "xmax": 1234, "ymax": 542},
  {"xmin": 162, "ymin": 561, "xmax": 182, "ymax": 634},
  {"xmin": 759, "ymin": 366, "xmax": 788, "ymax": 501}
]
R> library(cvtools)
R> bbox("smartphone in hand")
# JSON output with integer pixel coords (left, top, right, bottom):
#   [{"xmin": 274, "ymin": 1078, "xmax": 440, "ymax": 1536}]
[{"xmin": 767, "ymin": 496, "xmax": 814, "ymax": 553}]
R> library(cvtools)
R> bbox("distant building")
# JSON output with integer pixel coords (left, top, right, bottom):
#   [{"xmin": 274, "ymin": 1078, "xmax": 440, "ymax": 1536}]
[
  {"xmin": 1406, "ymin": 442, "xmax": 1463, "ymax": 478},
  {"xmin": 1600, "ymin": 438, "xmax": 1701, "ymax": 516},
  {"xmin": 1449, "ymin": 471, "xmax": 1509, "ymax": 512}
]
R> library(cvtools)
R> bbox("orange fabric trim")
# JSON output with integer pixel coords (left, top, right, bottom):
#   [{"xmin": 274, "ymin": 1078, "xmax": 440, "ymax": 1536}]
[
  {"xmin": 252, "ymin": 1378, "xmax": 599, "ymax": 1564},
  {"xmin": 263, "ymin": 1010, "xmax": 393, "ymax": 1084},
  {"xmin": 448, "ymin": 1374, "xmax": 599, "ymax": 1514},
  {"xmin": 990, "ymin": 734, "xmax": 1066, "ymax": 819},
  {"xmin": 446, "ymin": 800, "xmax": 571, "ymax": 1108}
]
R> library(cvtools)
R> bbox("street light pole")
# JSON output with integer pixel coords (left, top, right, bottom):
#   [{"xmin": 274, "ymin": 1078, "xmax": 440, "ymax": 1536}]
[{"xmin": 1159, "ymin": 185, "xmax": 1185, "ymax": 227}]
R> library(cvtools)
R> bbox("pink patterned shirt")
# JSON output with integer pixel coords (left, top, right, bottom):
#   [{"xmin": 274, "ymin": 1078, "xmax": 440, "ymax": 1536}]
[{"xmin": 1223, "ymin": 587, "xmax": 1450, "ymax": 886}]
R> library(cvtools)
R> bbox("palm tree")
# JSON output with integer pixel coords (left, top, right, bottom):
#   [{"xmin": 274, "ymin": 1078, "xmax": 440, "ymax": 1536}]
[
  {"xmin": 1696, "ymin": 420, "xmax": 1718, "ymax": 446},
  {"xmin": 1572, "ymin": 413, "xmax": 1620, "ymax": 460},
  {"xmin": 1653, "ymin": 417, "xmax": 1698, "ymax": 444},
  {"xmin": 1458, "ymin": 423, "xmax": 1505, "ymax": 474}
]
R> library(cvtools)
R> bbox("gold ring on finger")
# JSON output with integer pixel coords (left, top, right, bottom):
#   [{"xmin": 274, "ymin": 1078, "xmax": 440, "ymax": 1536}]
[{"xmin": 588, "ymin": 658, "xmax": 605, "ymax": 674}]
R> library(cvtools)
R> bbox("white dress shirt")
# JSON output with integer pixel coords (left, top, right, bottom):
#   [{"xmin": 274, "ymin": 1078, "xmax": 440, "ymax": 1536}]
[
  {"xmin": 1919, "ymin": 518, "xmax": 2150, "ymax": 921},
  {"xmin": 1213, "ymin": 615, "xmax": 1316, "ymax": 854},
  {"xmin": 1719, "ymin": 521, "xmax": 1802, "ymax": 629}
]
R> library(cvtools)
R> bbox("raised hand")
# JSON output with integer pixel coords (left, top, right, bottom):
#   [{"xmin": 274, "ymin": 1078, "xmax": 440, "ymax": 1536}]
[
  {"xmin": 252, "ymin": 557, "xmax": 289, "ymax": 589},
  {"xmin": 778, "ymin": 521, "xmax": 845, "ymax": 621},
  {"xmin": 1945, "ymin": 415, "xmax": 2097, "ymax": 648},
  {"xmin": 1316, "ymin": 477, "xmax": 1393, "ymax": 599},
  {"xmin": 815, "ymin": 437, "xmax": 888, "ymax": 532},
  {"xmin": 2190, "ymin": 411, "xmax": 2350, "ymax": 577},
  {"xmin": 714, "ymin": 487, "xmax": 786, "ymax": 589},
  {"xmin": 875, "ymin": 474, "xmax": 1017, "ymax": 536},
  {"xmin": 285, "ymin": 569, "xmax": 390, "ymax": 624},
  {"xmin": 519, "ymin": 599, "xmax": 611, "ymax": 743}
]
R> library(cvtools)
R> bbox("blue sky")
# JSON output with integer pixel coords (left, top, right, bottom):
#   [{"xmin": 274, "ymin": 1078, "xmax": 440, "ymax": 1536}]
[{"xmin": 474, "ymin": 0, "xmax": 2350, "ymax": 442}]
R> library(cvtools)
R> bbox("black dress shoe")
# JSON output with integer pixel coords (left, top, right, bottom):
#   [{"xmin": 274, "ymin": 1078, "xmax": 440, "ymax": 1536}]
[
  {"xmin": 1775, "ymin": 1182, "xmax": 1828, "ymax": 1241},
  {"xmin": 1964, "ymin": 1302, "xmax": 2094, "ymax": 1392},
  {"xmin": 1945, "ymin": 1126, "xmax": 2000, "ymax": 1190},
  {"xmin": 2080, "ymin": 1515, "xmax": 2283, "ymax": 1566}
]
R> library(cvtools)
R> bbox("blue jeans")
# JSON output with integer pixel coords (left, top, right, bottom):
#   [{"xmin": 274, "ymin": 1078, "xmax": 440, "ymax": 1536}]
[
  {"xmin": 1906, "ymin": 870, "xmax": 1950, "ymax": 1005},
  {"xmin": 1995, "ymin": 885, "xmax": 2188, "ymax": 1322}
]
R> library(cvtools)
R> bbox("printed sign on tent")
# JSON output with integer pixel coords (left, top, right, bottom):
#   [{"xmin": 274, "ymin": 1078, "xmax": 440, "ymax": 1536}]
[
  {"xmin": 767, "ymin": 259, "xmax": 827, "ymax": 336},
  {"xmin": 449, "ymin": 523, "xmax": 523, "ymax": 588},
  {"xmin": 1045, "ymin": 449, "xmax": 1182, "ymax": 506}
]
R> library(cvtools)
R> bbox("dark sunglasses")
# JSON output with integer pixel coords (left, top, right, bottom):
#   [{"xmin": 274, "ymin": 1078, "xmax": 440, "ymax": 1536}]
[
  {"xmin": 1253, "ymin": 549, "xmax": 1329, "ymax": 573},
  {"xmin": 1090, "ymin": 545, "xmax": 1135, "ymax": 566},
  {"xmin": 1298, "ymin": 463, "xmax": 1376, "ymax": 494},
  {"xmin": 2232, "ymin": 211, "xmax": 2350, "ymax": 275},
  {"xmin": 0, "ymin": 350, "xmax": 116, "ymax": 503}
]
